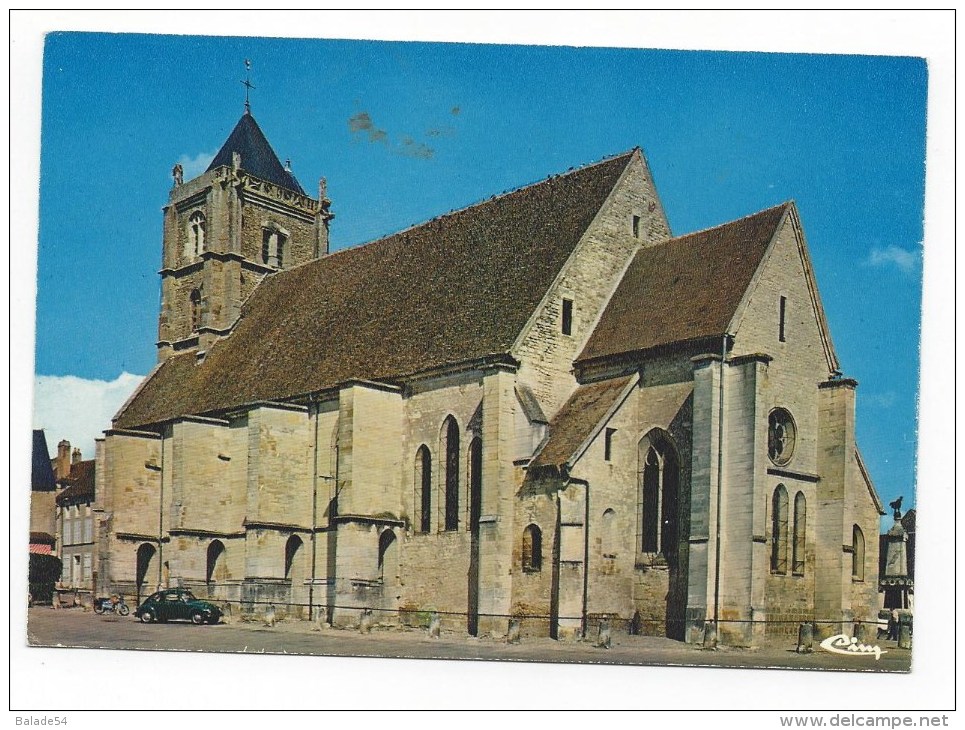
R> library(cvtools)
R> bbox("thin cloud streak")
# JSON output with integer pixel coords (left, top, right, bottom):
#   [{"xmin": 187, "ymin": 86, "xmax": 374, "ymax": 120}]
[{"xmin": 866, "ymin": 244, "xmax": 920, "ymax": 273}]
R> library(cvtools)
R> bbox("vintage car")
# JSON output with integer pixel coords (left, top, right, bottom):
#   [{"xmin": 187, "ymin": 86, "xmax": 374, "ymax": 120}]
[{"xmin": 135, "ymin": 588, "xmax": 222, "ymax": 625}]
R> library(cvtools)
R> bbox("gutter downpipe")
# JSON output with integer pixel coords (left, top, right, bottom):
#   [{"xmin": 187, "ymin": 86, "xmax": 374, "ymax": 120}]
[
  {"xmin": 309, "ymin": 396, "xmax": 320, "ymax": 623},
  {"xmin": 712, "ymin": 334, "xmax": 731, "ymax": 640},
  {"xmin": 582, "ymin": 475, "xmax": 590, "ymax": 639},
  {"xmin": 157, "ymin": 427, "xmax": 165, "ymax": 594}
]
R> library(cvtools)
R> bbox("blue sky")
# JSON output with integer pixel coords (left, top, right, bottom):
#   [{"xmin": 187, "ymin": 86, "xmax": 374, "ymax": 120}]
[{"xmin": 33, "ymin": 30, "xmax": 927, "ymax": 514}]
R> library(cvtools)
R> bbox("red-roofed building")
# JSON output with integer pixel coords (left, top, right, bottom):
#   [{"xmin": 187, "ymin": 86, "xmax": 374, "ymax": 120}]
[{"xmin": 96, "ymin": 111, "xmax": 883, "ymax": 644}]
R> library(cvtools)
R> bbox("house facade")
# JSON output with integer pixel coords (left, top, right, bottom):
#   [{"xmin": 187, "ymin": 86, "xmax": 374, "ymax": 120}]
[{"xmin": 98, "ymin": 109, "xmax": 883, "ymax": 644}]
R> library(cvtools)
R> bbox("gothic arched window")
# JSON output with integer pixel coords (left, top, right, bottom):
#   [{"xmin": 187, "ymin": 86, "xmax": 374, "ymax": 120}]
[
  {"xmin": 601, "ymin": 508, "xmax": 618, "ymax": 558},
  {"xmin": 522, "ymin": 524, "xmax": 542, "ymax": 572},
  {"xmin": 378, "ymin": 529, "xmax": 397, "ymax": 579},
  {"xmin": 415, "ymin": 445, "xmax": 431, "ymax": 533},
  {"xmin": 468, "ymin": 436, "xmax": 482, "ymax": 530},
  {"xmin": 206, "ymin": 540, "xmax": 226, "ymax": 584},
  {"xmin": 792, "ymin": 491, "xmax": 807, "ymax": 574},
  {"xmin": 771, "ymin": 485, "xmax": 789, "ymax": 574},
  {"xmin": 442, "ymin": 417, "xmax": 460, "ymax": 531},
  {"xmin": 135, "ymin": 543, "xmax": 157, "ymax": 593},
  {"xmin": 284, "ymin": 535, "xmax": 302, "ymax": 580},
  {"xmin": 638, "ymin": 430, "xmax": 679, "ymax": 561},
  {"xmin": 852, "ymin": 524, "xmax": 865, "ymax": 581}
]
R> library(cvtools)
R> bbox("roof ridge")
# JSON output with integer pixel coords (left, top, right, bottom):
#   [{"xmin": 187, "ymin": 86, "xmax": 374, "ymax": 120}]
[
  {"xmin": 657, "ymin": 201, "xmax": 791, "ymax": 248},
  {"xmin": 280, "ymin": 149, "xmax": 638, "ymax": 273}
]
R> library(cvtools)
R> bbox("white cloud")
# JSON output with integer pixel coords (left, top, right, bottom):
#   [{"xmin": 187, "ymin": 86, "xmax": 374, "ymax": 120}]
[
  {"xmin": 862, "ymin": 391, "xmax": 897, "ymax": 409},
  {"xmin": 866, "ymin": 245, "xmax": 920, "ymax": 274},
  {"xmin": 175, "ymin": 151, "xmax": 216, "ymax": 180},
  {"xmin": 32, "ymin": 372, "xmax": 145, "ymax": 460}
]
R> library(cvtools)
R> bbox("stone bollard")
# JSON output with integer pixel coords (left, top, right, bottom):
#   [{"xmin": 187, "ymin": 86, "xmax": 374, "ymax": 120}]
[
  {"xmin": 796, "ymin": 622, "xmax": 814, "ymax": 653},
  {"xmin": 359, "ymin": 608, "xmax": 374, "ymax": 634},
  {"xmin": 702, "ymin": 621, "xmax": 718, "ymax": 650},
  {"xmin": 507, "ymin": 617, "xmax": 521, "ymax": 644},
  {"xmin": 428, "ymin": 612, "xmax": 441, "ymax": 639},
  {"xmin": 854, "ymin": 621, "xmax": 876, "ymax": 645},
  {"xmin": 898, "ymin": 616, "xmax": 912, "ymax": 649},
  {"xmin": 629, "ymin": 610, "xmax": 643, "ymax": 636},
  {"xmin": 596, "ymin": 615, "xmax": 612, "ymax": 649},
  {"xmin": 221, "ymin": 602, "xmax": 233, "ymax": 624},
  {"xmin": 263, "ymin": 603, "xmax": 277, "ymax": 627},
  {"xmin": 52, "ymin": 592, "xmax": 61, "ymax": 610}
]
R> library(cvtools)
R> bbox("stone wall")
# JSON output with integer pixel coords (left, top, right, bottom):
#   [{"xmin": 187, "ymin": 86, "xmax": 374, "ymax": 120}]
[
  {"xmin": 397, "ymin": 371, "xmax": 485, "ymax": 630},
  {"xmin": 239, "ymin": 197, "xmax": 316, "ymax": 268}
]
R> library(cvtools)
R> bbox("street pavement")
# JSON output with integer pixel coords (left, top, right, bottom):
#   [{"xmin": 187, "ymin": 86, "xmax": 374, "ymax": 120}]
[{"xmin": 25, "ymin": 606, "xmax": 912, "ymax": 673}]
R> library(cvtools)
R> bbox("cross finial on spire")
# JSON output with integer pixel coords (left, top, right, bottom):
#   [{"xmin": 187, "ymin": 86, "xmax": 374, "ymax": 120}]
[{"xmin": 242, "ymin": 59, "xmax": 255, "ymax": 114}]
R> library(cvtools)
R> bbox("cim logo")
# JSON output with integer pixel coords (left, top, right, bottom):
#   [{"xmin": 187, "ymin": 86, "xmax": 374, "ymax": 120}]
[{"xmin": 819, "ymin": 634, "xmax": 887, "ymax": 661}]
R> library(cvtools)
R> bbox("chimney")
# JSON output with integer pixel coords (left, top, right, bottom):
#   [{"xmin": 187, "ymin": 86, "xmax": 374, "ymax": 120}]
[
  {"xmin": 55, "ymin": 440, "xmax": 71, "ymax": 480},
  {"xmin": 71, "ymin": 447, "xmax": 82, "ymax": 465}
]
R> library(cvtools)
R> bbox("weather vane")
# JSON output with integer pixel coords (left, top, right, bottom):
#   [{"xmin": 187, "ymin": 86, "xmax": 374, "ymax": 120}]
[{"xmin": 242, "ymin": 59, "xmax": 255, "ymax": 113}]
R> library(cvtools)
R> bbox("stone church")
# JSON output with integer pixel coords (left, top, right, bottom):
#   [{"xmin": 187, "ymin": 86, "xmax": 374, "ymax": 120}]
[{"xmin": 98, "ymin": 108, "xmax": 884, "ymax": 645}]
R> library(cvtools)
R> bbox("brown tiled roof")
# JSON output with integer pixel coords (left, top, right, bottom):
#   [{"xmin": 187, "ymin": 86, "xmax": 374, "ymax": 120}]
[
  {"xmin": 56, "ymin": 460, "xmax": 95, "ymax": 506},
  {"xmin": 530, "ymin": 376, "xmax": 634, "ymax": 469},
  {"xmin": 577, "ymin": 203, "xmax": 789, "ymax": 364},
  {"xmin": 116, "ymin": 152, "xmax": 636, "ymax": 428}
]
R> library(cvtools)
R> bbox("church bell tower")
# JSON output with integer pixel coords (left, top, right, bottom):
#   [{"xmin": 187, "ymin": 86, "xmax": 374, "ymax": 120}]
[{"xmin": 157, "ymin": 106, "xmax": 333, "ymax": 361}]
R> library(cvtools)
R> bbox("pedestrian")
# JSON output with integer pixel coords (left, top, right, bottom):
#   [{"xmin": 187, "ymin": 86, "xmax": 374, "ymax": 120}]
[{"xmin": 888, "ymin": 608, "xmax": 899, "ymax": 641}]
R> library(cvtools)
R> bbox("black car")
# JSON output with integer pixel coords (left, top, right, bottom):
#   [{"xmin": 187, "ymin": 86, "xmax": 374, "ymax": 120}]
[{"xmin": 135, "ymin": 588, "xmax": 222, "ymax": 625}]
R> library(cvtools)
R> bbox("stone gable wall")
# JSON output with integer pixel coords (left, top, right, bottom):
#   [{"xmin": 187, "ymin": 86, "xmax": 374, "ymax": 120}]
[{"xmin": 514, "ymin": 156, "xmax": 671, "ymax": 419}]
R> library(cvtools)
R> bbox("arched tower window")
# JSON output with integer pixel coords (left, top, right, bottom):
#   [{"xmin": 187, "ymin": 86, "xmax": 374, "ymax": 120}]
[
  {"xmin": 284, "ymin": 535, "xmax": 302, "ymax": 580},
  {"xmin": 852, "ymin": 524, "xmax": 865, "ymax": 581},
  {"xmin": 442, "ymin": 417, "xmax": 460, "ymax": 531},
  {"xmin": 261, "ymin": 225, "xmax": 289, "ymax": 268},
  {"xmin": 638, "ymin": 430, "xmax": 679, "ymax": 560},
  {"xmin": 771, "ymin": 485, "xmax": 789, "ymax": 574},
  {"xmin": 415, "ymin": 446, "xmax": 431, "ymax": 534},
  {"xmin": 522, "ymin": 524, "xmax": 542, "ymax": 572},
  {"xmin": 206, "ymin": 540, "xmax": 226, "ymax": 584},
  {"xmin": 188, "ymin": 211, "xmax": 206, "ymax": 258},
  {"xmin": 792, "ymin": 491, "xmax": 807, "ymax": 574},
  {"xmin": 190, "ymin": 288, "xmax": 202, "ymax": 332}
]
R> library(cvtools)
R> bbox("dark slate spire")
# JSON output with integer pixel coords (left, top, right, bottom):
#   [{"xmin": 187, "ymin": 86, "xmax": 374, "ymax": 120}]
[
  {"xmin": 32, "ymin": 429, "xmax": 56, "ymax": 492},
  {"xmin": 206, "ymin": 112, "xmax": 306, "ymax": 195}
]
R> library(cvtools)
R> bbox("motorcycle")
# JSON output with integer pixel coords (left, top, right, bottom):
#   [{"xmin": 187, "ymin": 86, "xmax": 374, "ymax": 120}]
[{"xmin": 93, "ymin": 595, "xmax": 130, "ymax": 616}]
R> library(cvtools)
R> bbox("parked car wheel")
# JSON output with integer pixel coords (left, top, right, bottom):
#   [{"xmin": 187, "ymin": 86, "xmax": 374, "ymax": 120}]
[
  {"xmin": 191, "ymin": 611, "xmax": 206, "ymax": 625},
  {"xmin": 139, "ymin": 609, "xmax": 155, "ymax": 624}
]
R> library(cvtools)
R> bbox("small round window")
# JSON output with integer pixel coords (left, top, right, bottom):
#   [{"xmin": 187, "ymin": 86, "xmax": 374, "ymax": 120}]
[{"xmin": 768, "ymin": 409, "xmax": 796, "ymax": 466}]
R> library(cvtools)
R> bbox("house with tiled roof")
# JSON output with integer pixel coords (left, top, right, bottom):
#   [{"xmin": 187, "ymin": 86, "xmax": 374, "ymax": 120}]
[
  {"xmin": 98, "ymin": 109, "xmax": 883, "ymax": 644},
  {"xmin": 56, "ymin": 456, "xmax": 99, "ymax": 595}
]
